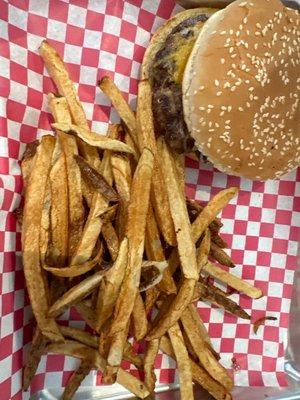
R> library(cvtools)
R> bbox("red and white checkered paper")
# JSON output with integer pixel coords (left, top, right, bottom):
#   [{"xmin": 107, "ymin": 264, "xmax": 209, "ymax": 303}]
[{"xmin": 0, "ymin": 0, "xmax": 300, "ymax": 399}]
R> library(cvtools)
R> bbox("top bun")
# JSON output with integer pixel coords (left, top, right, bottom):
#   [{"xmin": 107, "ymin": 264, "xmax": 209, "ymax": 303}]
[{"xmin": 183, "ymin": 0, "xmax": 300, "ymax": 180}]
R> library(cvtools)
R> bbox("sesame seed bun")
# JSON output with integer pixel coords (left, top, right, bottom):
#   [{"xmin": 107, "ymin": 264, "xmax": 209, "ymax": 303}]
[{"xmin": 183, "ymin": 0, "xmax": 300, "ymax": 180}]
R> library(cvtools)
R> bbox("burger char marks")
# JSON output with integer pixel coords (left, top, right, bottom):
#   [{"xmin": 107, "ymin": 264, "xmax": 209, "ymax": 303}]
[{"xmin": 149, "ymin": 14, "xmax": 210, "ymax": 153}]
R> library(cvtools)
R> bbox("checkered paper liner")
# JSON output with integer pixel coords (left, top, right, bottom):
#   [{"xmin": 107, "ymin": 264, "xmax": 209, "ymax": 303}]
[{"xmin": 0, "ymin": 0, "xmax": 300, "ymax": 399}]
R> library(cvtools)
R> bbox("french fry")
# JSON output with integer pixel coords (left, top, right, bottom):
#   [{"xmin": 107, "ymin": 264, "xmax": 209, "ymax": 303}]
[
  {"xmin": 48, "ymin": 269, "xmax": 111, "ymax": 318},
  {"xmin": 48, "ymin": 138, "xmax": 69, "ymax": 266},
  {"xmin": 210, "ymin": 242, "xmax": 235, "ymax": 268},
  {"xmin": 196, "ymin": 280, "xmax": 251, "ymax": 320},
  {"xmin": 107, "ymin": 148, "xmax": 154, "ymax": 376},
  {"xmin": 146, "ymin": 278, "xmax": 196, "ymax": 340},
  {"xmin": 111, "ymin": 151, "xmax": 132, "ymax": 239},
  {"xmin": 52, "ymin": 123, "xmax": 135, "ymax": 155},
  {"xmin": 23, "ymin": 328, "xmax": 48, "ymax": 391},
  {"xmin": 186, "ymin": 198, "xmax": 222, "ymax": 231},
  {"xmin": 95, "ymin": 238, "xmax": 128, "ymax": 331},
  {"xmin": 174, "ymin": 153, "xmax": 185, "ymax": 197},
  {"xmin": 98, "ymin": 76, "xmax": 138, "ymax": 148},
  {"xmin": 75, "ymin": 155, "xmax": 118, "ymax": 202},
  {"xmin": 123, "ymin": 341, "xmax": 143, "ymax": 369},
  {"xmin": 192, "ymin": 187, "xmax": 238, "ymax": 242},
  {"xmin": 60, "ymin": 325, "xmax": 99, "ymax": 349},
  {"xmin": 140, "ymin": 260, "xmax": 168, "ymax": 292},
  {"xmin": 145, "ymin": 286, "xmax": 160, "ymax": 314},
  {"xmin": 46, "ymin": 340, "xmax": 150, "ymax": 399},
  {"xmin": 50, "ymin": 96, "xmax": 84, "ymax": 259},
  {"xmin": 137, "ymin": 80, "xmax": 177, "ymax": 247},
  {"xmin": 132, "ymin": 293, "xmax": 148, "ymax": 341},
  {"xmin": 71, "ymin": 194, "xmax": 108, "ymax": 265},
  {"xmin": 102, "ymin": 222, "xmax": 119, "ymax": 261},
  {"xmin": 40, "ymin": 181, "xmax": 51, "ymax": 266},
  {"xmin": 145, "ymin": 205, "xmax": 177, "ymax": 295},
  {"xmin": 21, "ymin": 140, "xmax": 39, "ymax": 189},
  {"xmin": 22, "ymin": 135, "xmax": 63, "ymax": 342},
  {"xmin": 181, "ymin": 308, "xmax": 233, "ymax": 391},
  {"xmin": 188, "ymin": 304, "xmax": 213, "ymax": 348},
  {"xmin": 62, "ymin": 359, "xmax": 91, "ymax": 400},
  {"xmin": 144, "ymin": 338, "xmax": 160, "ymax": 392},
  {"xmin": 99, "ymin": 123, "xmax": 119, "ymax": 185},
  {"xmin": 160, "ymin": 336, "xmax": 232, "ymax": 400},
  {"xmin": 203, "ymin": 262, "xmax": 263, "ymax": 299},
  {"xmin": 39, "ymin": 41, "xmax": 100, "ymax": 169},
  {"xmin": 168, "ymin": 322, "xmax": 194, "ymax": 400},
  {"xmin": 197, "ymin": 228, "xmax": 211, "ymax": 272},
  {"xmin": 43, "ymin": 245, "xmax": 104, "ymax": 278},
  {"xmin": 158, "ymin": 136, "xmax": 198, "ymax": 280}
]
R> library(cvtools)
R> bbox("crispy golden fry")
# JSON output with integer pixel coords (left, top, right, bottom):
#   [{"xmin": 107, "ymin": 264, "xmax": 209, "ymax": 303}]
[
  {"xmin": 145, "ymin": 205, "xmax": 177, "ymax": 295},
  {"xmin": 21, "ymin": 140, "xmax": 39, "ymax": 189},
  {"xmin": 168, "ymin": 322, "xmax": 194, "ymax": 400},
  {"xmin": 253, "ymin": 316, "xmax": 277, "ymax": 334},
  {"xmin": 49, "ymin": 95, "xmax": 84, "ymax": 259},
  {"xmin": 75, "ymin": 155, "xmax": 118, "ymax": 202},
  {"xmin": 191, "ymin": 361, "xmax": 232, "ymax": 400},
  {"xmin": 99, "ymin": 123, "xmax": 119, "ymax": 185},
  {"xmin": 60, "ymin": 325, "xmax": 98, "ymax": 349},
  {"xmin": 22, "ymin": 136, "xmax": 63, "ymax": 342},
  {"xmin": 192, "ymin": 187, "xmax": 238, "ymax": 242},
  {"xmin": 102, "ymin": 222, "xmax": 119, "ymax": 261},
  {"xmin": 39, "ymin": 41, "xmax": 100, "ymax": 169},
  {"xmin": 43, "ymin": 245, "xmax": 104, "ymax": 278},
  {"xmin": 145, "ymin": 286, "xmax": 160, "ymax": 314},
  {"xmin": 98, "ymin": 76, "xmax": 138, "ymax": 148},
  {"xmin": 123, "ymin": 341, "xmax": 143, "ymax": 369},
  {"xmin": 40, "ymin": 181, "xmax": 51, "ymax": 266},
  {"xmin": 211, "ymin": 233, "xmax": 228, "ymax": 249},
  {"xmin": 95, "ymin": 238, "xmax": 128, "ymax": 331},
  {"xmin": 188, "ymin": 304, "xmax": 213, "ymax": 347},
  {"xmin": 140, "ymin": 260, "xmax": 168, "ymax": 292},
  {"xmin": 48, "ymin": 139, "xmax": 69, "ymax": 266},
  {"xmin": 203, "ymin": 262, "xmax": 263, "ymax": 299},
  {"xmin": 151, "ymin": 160, "xmax": 177, "ymax": 247},
  {"xmin": 111, "ymin": 151, "xmax": 132, "ymax": 239},
  {"xmin": 48, "ymin": 269, "xmax": 110, "ymax": 318},
  {"xmin": 71, "ymin": 194, "xmax": 108, "ymax": 265},
  {"xmin": 23, "ymin": 328, "xmax": 48, "ymax": 391},
  {"xmin": 146, "ymin": 278, "xmax": 196, "ymax": 340},
  {"xmin": 160, "ymin": 336, "xmax": 232, "ymax": 400},
  {"xmin": 46, "ymin": 340, "xmax": 150, "ymax": 399},
  {"xmin": 174, "ymin": 153, "xmax": 185, "ymax": 197},
  {"xmin": 181, "ymin": 308, "xmax": 233, "ymax": 391},
  {"xmin": 52, "ymin": 123, "xmax": 135, "ymax": 155},
  {"xmin": 196, "ymin": 281, "xmax": 251, "ymax": 320},
  {"xmin": 186, "ymin": 198, "xmax": 222, "ymax": 231},
  {"xmin": 107, "ymin": 148, "xmax": 154, "ymax": 374},
  {"xmin": 158, "ymin": 137, "xmax": 198, "ymax": 280},
  {"xmin": 137, "ymin": 81, "xmax": 176, "ymax": 247},
  {"xmin": 136, "ymin": 80, "xmax": 157, "ymax": 152},
  {"xmin": 132, "ymin": 293, "xmax": 148, "ymax": 341},
  {"xmin": 197, "ymin": 228, "xmax": 211, "ymax": 272},
  {"xmin": 210, "ymin": 242, "xmax": 235, "ymax": 268},
  {"xmin": 144, "ymin": 338, "xmax": 159, "ymax": 392},
  {"xmin": 62, "ymin": 359, "xmax": 91, "ymax": 400}
]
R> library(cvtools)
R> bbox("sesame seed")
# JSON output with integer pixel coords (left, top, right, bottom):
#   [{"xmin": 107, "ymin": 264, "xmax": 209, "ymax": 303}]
[
  {"xmin": 221, "ymin": 58, "xmax": 225, "ymax": 64},
  {"xmin": 238, "ymin": 107, "xmax": 244, "ymax": 112},
  {"xmin": 229, "ymin": 29, "xmax": 234, "ymax": 35},
  {"xmin": 216, "ymin": 91, "xmax": 222, "ymax": 96},
  {"xmin": 215, "ymin": 80, "xmax": 220, "ymax": 86},
  {"xmin": 199, "ymin": 86, "xmax": 205, "ymax": 91},
  {"xmin": 199, "ymin": 106, "xmax": 205, "ymax": 111}
]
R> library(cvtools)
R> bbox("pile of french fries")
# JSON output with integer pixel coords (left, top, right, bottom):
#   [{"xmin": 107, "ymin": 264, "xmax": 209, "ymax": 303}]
[{"xmin": 20, "ymin": 40, "xmax": 263, "ymax": 400}]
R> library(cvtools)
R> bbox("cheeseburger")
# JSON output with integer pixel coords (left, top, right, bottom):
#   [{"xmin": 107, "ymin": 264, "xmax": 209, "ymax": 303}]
[{"xmin": 142, "ymin": 0, "xmax": 300, "ymax": 180}]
